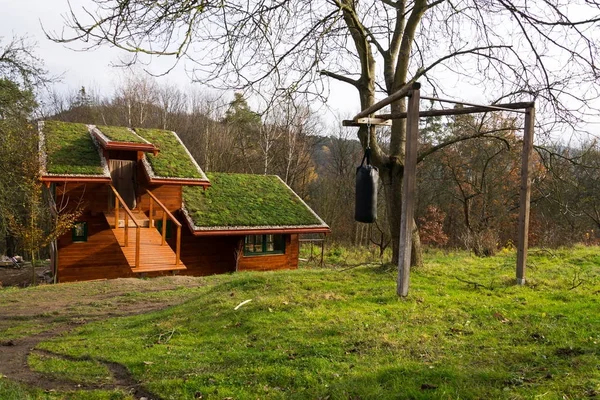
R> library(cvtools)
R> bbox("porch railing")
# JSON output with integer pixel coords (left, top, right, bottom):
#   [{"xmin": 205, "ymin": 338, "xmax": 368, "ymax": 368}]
[
  {"xmin": 109, "ymin": 185, "xmax": 140, "ymax": 269},
  {"xmin": 145, "ymin": 189, "xmax": 182, "ymax": 266}
]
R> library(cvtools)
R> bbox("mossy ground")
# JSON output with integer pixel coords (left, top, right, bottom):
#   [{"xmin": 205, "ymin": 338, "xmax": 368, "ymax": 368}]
[{"xmin": 1, "ymin": 245, "xmax": 599, "ymax": 399}]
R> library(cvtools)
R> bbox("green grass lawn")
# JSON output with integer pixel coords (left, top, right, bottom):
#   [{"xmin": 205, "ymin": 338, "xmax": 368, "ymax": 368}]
[{"xmin": 1, "ymin": 246, "xmax": 599, "ymax": 399}]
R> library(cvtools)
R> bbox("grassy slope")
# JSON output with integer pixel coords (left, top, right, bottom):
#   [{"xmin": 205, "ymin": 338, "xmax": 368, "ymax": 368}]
[
  {"xmin": 134, "ymin": 128, "xmax": 202, "ymax": 178},
  {"xmin": 43, "ymin": 121, "xmax": 104, "ymax": 175},
  {"xmin": 2, "ymin": 246, "xmax": 599, "ymax": 399},
  {"xmin": 96, "ymin": 125, "xmax": 146, "ymax": 144},
  {"xmin": 183, "ymin": 173, "xmax": 322, "ymax": 227}
]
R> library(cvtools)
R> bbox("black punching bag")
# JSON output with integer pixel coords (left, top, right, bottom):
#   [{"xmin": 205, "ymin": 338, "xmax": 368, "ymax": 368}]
[{"xmin": 355, "ymin": 148, "xmax": 378, "ymax": 223}]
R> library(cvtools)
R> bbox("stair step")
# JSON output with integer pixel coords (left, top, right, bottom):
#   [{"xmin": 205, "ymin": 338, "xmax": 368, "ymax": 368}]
[
  {"xmin": 131, "ymin": 264, "xmax": 187, "ymax": 273},
  {"xmin": 104, "ymin": 211, "xmax": 150, "ymax": 228}
]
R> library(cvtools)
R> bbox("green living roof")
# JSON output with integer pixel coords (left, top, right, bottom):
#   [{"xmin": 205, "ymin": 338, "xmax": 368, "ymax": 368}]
[
  {"xmin": 135, "ymin": 128, "xmax": 205, "ymax": 179},
  {"xmin": 96, "ymin": 125, "xmax": 146, "ymax": 144},
  {"xmin": 183, "ymin": 172, "xmax": 326, "ymax": 229},
  {"xmin": 42, "ymin": 121, "xmax": 106, "ymax": 176}
]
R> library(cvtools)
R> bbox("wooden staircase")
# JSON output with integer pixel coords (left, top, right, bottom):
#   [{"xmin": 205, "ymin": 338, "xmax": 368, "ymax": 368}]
[
  {"xmin": 108, "ymin": 220, "xmax": 187, "ymax": 274},
  {"xmin": 106, "ymin": 186, "xmax": 186, "ymax": 275}
]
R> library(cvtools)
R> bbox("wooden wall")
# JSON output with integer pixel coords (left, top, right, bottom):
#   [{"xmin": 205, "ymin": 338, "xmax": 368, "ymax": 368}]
[
  {"xmin": 238, "ymin": 234, "xmax": 299, "ymax": 272},
  {"xmin": 55, "ymin": 182, "xmax": 111, "ymax": 213},
  {"xmin": 57, "ymin": 212, "xmax": 133, "ymax": 283},
  {"xmin": 168, "ymin": 219, "xmax": 299, "ymax": 275},
  {"xmin": 137, "ymin": 185, "xmax": 182, "ymax": 214},
  {"xmin": 168, "ymin": 228, "xmax": 238, "ymax": 276}
]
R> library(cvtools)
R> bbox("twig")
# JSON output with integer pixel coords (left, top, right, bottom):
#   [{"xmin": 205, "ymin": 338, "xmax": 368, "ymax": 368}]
[
  {"xmin": 339, "ymin": 262, "xmax": 379, "ymax": 272},
  {"xmin": 456, "ymin": 277, "xmax": 491, "ymax": 290}
]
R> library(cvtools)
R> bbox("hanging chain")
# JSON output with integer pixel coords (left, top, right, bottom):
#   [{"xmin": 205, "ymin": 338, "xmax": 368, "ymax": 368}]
[{"xmin": 366, "ymin": 115, "xmax": 371, "ymax": 149}]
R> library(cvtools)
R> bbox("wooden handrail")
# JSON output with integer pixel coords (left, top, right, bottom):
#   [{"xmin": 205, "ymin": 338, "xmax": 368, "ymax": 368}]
[
  {"xmin": 109, "ymin": 185, "xmax": 140, "ymax": 269},
  {"xmin": 145, "ymin": 189, "xmax": 182, "ymax": 266}
]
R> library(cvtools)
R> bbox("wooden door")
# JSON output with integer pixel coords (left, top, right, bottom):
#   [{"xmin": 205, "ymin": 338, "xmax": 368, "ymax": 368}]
[{"xmin": 109, "ymin": 159, "xmax": 137, "ymax": 209}]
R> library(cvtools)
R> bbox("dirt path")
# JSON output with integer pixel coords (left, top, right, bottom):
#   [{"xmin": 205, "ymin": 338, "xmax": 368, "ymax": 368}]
[{"xmin": 0, "ymin": 276, "xmax": 207, "ymax": 399}]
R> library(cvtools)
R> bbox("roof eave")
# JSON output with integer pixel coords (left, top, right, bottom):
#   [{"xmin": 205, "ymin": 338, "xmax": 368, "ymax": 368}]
[
  {"xmin": 40, "ymin": 175, "xmax": 112, "ymax": 184},
  {"xmin": 149, "ymin": 177, "xmax": 211, "ymax": 186},
  {"xmin": 103, "ymin": 142, "xmax": 159, "ymax": 153},
  {"xmin": 191, "ymin": 226, "xmax": 331, "ymax": 236}
]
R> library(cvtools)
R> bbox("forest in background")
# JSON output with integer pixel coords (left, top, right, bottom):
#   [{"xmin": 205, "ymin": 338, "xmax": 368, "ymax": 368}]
[{"xmin": 31, "ymin": 73, "xmax": 600, "ymax": 258}]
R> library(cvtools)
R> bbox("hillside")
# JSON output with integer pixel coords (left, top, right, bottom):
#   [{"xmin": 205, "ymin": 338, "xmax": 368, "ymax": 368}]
[{"xmin": 0, "ymin": 247, "xmax": 599, "ymax": 399}]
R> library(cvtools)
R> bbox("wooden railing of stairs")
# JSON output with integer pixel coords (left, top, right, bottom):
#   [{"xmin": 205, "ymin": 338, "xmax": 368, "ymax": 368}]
[{"xmin": 107, "ymin": 185, "xmax": 186, "ymax": 275}]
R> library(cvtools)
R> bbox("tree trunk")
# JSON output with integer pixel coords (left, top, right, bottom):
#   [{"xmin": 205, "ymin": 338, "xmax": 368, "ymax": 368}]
[{"xmin": 381, "ymin": 158, "xmax": 423, "ymax": 267}]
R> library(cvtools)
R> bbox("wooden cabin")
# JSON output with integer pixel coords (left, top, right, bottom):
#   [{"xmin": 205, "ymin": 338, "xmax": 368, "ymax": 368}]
[{"xmin": 38, "ymin": 121, "xmax": 330, "ymax": 283}]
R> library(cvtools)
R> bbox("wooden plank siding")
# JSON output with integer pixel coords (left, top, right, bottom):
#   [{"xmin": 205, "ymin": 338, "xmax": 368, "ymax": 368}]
[
  {"xmin": 137, "ymin": 185, "xmax": 182, "ymax": 215},
  {"xmin": 57, "ymin": 212, "xmax": 133, "ymax": 282},
  {"xmin": 166, "ymin": 217, "xmax": 299, "ymax": 275},
  {"xmin": 238, "ymin": 234, "xmax": 299, "ymax": 272},
  {"xmin": 55, "ymin": 182, "xmax": 111, "ymax": 214}
]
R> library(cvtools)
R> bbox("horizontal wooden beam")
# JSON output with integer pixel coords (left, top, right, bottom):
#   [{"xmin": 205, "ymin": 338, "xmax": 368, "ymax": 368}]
[
  {"xmin": 375, "ymin": 102, "xmax": 535, "ymax": 120},
  {"xmin": 421, "ymin": 97, "xmax": 531, "ymax": 113},
  {"xmin": 354, "ymin": 82, "xmax": 420, "ymax": 119}
]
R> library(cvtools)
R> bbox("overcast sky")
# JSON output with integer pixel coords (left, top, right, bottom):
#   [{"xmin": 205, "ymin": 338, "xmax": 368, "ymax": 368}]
[
  {"xmin": 1, "ymin": 0, "xmax": 598, "ymax": 141},
  {"xmin": 0, "ymin": 0, "xmax": 362, "ymax": 127}
]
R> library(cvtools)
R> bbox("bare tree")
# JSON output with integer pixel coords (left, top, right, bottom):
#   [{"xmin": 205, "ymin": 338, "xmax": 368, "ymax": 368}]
[{"xmin": 48, "ymin": 0, "xmax": 600, "ymax": 265}]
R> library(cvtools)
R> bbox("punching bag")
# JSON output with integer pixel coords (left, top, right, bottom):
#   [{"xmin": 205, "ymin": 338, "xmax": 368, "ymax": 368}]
[{"xmin": 355, "ymin": 148, "xmax": 378, "ymax": 223}]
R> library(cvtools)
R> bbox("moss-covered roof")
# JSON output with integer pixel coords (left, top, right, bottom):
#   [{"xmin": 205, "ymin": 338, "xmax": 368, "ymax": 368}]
[
  {"xmin": 96, "ymin": 125, "xmax": 147, "ymax": 144},
  {"xmin": 135, "ymin": 128, "xmax": 205, "ymax": 179},
  {"xmin": 42, "ymin": 121, "xmax": 106, "ymax": 176},
  {"xmin": 183, "ymin": 173, "xmax": 327, "ymax": 229}
]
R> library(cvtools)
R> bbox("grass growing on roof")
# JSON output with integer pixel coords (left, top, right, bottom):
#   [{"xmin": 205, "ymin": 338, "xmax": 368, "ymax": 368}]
[
  {"xmin": 96, "ymin": 125, "xmax": 146, "ymax": 144},
  {"xmin": 134, "ymin": 128, "xmax": 202, "ymax": 179},
  {"xmin": 43, "ymin": 121, "xmax": 104, "ymax": 175},
  {"xmin": 183, "ymin": 172, "xmax": 322, "ymax": 227}
]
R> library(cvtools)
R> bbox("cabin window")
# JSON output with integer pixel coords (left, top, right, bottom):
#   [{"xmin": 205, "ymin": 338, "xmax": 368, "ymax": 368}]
[
  {"xmin": 72, "ymin": 222, "xmax": 88, "ymax": 243},
  {"xmin": 244, "ymin": 234, "xmax": 285, "ymax": 255}
]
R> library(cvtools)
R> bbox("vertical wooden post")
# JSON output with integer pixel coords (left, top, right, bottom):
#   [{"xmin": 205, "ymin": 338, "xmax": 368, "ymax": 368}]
[
  {"xmin": 517, "ymin": 106, "xmax": 535, "ymax": 285},
  {"xmin": 135, "ymin": 227, "xmax": 140, "ymax": 269},
  {"xmin": 114, "ymin": 195, "xmax": 119, "ymax": 230},
  {"xmin": 397, "ymin": 84, "xmax": 420, "ymax": 297},
  {"xmin": 124, "ymin": 212, "xmax": 129, "ymax": 247},
  {"xmin": 175, "ymin": 225, "xmax": 181, "ymax": 266},
  {"xmin": 161, "ymin": 212, "xmax": 167, "ymax": 245},
  {"xmin": 149, "ymin": 196, "xmax": 154, "ymax": 227}
]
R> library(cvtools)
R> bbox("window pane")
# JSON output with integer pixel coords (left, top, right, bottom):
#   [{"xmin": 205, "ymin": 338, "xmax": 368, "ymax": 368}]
[
  {"xmin": 254, "ymin": 235, "xmax": 263, "ymax": 252},
  {"xmin": 274, "ymin": 235, "xmax": 285, "ymax": 252},
  {"xmin": 75, "ymin": 223, "xmax": 85, "ymax": 237}
]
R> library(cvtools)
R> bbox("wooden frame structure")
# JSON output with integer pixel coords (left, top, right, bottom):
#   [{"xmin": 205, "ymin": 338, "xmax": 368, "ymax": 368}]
[{"xmin": 344, "ymin": 82, "xmax": 535, "ymax": 296}]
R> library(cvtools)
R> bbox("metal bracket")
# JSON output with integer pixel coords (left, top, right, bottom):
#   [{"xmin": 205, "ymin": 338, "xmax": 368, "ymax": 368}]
[{"xmin": 356, "ymin": 117, "xmax": 392, "ymax": 126}]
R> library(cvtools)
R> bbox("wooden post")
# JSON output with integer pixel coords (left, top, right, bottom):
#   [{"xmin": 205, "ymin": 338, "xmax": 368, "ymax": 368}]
[
  {"xmin": 149, "ymin": 196, "xmax": 154, "ymax": 227},
  {"xmin": 135, "ymin": 227, "xmax": 140, "ymax": 269},
  {"xmin": 161, "ymin": 212, "xmax": 167, "ymax": 245},
  {"xmin": 124, "ymin": 212, "xmax": 129, "ymax": 246},
  {"xmin": 397, "ymin": 85, "xmax": 420, "ymax": 297},
  {"xmin": 517, "ymin": 106, "xmax": 535, "ymax": 285},
  {"xmin": 320, "ymin": 237, "xmax": 325, "ymax": 267},
  {"xmin": 114, "ymin": 196, "xmax": 119, "ymax": 230},
  {"xmin": 175, "ymin": 225, "xmax": 181, "ymax": 266}
]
